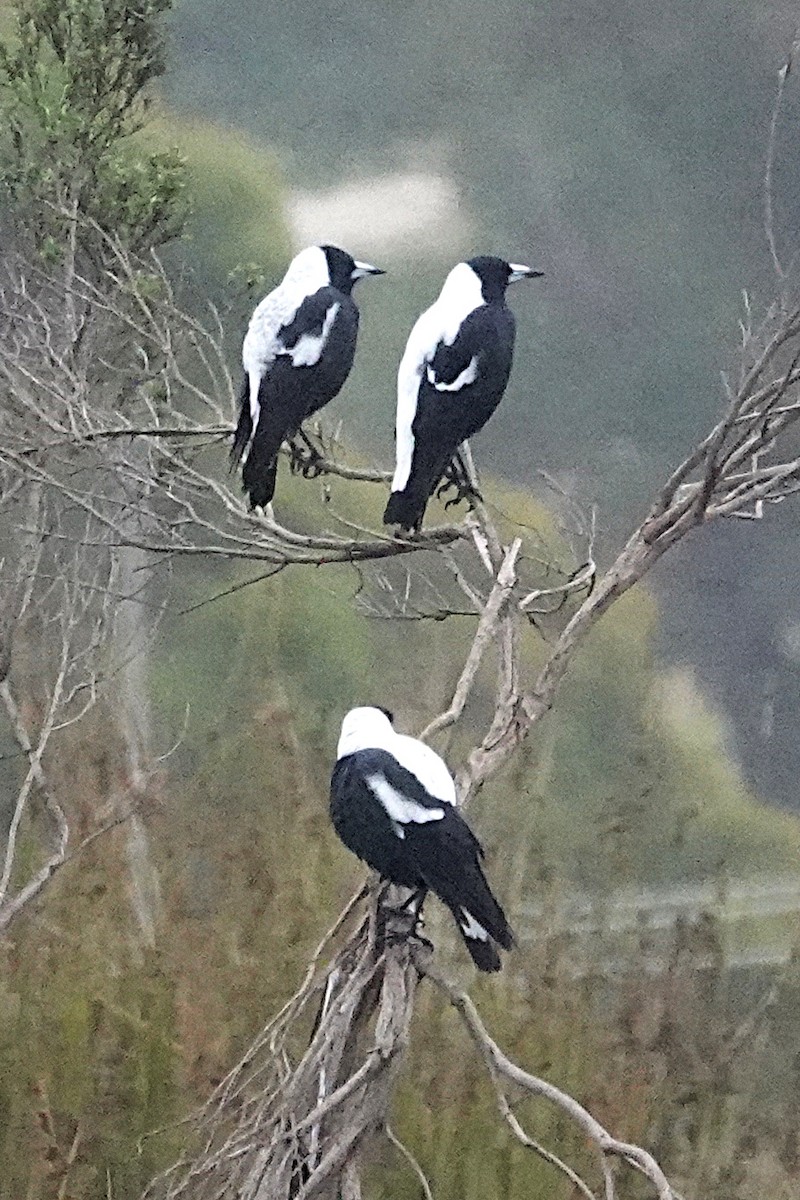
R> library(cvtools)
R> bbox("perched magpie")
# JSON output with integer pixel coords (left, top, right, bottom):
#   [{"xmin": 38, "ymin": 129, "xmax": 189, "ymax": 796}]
[
  {"xmin": 383, "ymin": 256, "xmax": 543, "ymax": 531},
  {"xmin": 231, "ymin": 244, "xmax": 384, "ymax": 509},
  {"xmin": 330, "ymin": 706, "xmax": 514, "ymax": 971}
]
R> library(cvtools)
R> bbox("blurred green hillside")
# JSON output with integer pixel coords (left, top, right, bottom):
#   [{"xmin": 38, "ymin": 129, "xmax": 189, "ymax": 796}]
[{"xmin": 144, "ymin": 112, "xmax": 290, "ymax": 283}]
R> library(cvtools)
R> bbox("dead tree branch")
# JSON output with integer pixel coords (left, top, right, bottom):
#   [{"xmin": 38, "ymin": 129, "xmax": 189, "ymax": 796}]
[{"xmin": 421, "ymin": 962, "xmax": 682, "ymax": 1200}]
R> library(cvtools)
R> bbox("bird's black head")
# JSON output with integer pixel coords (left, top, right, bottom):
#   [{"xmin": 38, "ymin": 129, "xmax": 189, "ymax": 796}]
[
  {"xmin": 320, "ymin": 245, "xmax": 385, "ymax": 295},
  {"xmin": 467, "ymin": 256, "xmax": 544, "ymax": 304}
]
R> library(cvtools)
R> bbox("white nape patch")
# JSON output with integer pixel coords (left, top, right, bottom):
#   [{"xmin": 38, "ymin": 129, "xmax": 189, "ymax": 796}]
[
  {"xmin": 459, "ymin": 909, "xmax": 489, "ymax": 941},
  {"xmin": 242, "ymin": 246, "xmax": 331, "ymax": 377},
  {"xmin": 426, "ymin": 355, "xmax": 479, "ymax": 393},
  {"xmin": 337, "ymin": 706, "xmax": 394, "ymax": 758},
  {"xmin": 391, "ymin": 821, "xmax": 406, "ymax": 840},
  {"xmin": 366, "ymin": 773, "xmax": 445, "ymax": 828},
  {"xmin": 391, "ymin": 734, "xmax": 456, "ymax": 806},
  {"xmin": 393, "ymin": 263, "xmax": 485, "ymax": 492},
  {"xmin": 289, "ymin": 302, "xmax": 340, "ymax": 368},
  {"xmin": 280, "ymin": 245, "xmax": 331, "ymax": 294},
  {"xmin": 336, "ymin": 707, "xmax": 458, "ymax": 808}
]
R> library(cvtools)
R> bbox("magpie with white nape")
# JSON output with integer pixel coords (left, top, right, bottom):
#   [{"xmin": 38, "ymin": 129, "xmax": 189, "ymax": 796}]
[
  {"xmin": 231, "ymin": 245, "xmax": 384, "ymax": 510},
  {"xmin": 330, "ymin": 706, "xmax": 514, "ymax": 971},
  {"xmin": 384, "ymin": 256, "xmax": 543, "ymax": 532}
]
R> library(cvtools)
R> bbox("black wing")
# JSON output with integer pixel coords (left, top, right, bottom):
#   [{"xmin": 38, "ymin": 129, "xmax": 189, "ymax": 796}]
[
  {"xmin": 237, "ymin": 289, "xmax": 359, "ymax": 507},
  {"xmin": 404, "ymin": 808, "xmax": 513, "ymax": 960},
  {"xmin": 277, "ymin": 287, "xmax": 341, "ymax": 351},
  {"xmin": 330, "ymin": 748, "xmax": 443, "ymax": 888},
  {"xmin": 278, "ymin": 285, "xmax": 359, "ymax": 364},
  {"xmin": 423, "ymin": 304, "xmax": 515, "ymax": 433}
]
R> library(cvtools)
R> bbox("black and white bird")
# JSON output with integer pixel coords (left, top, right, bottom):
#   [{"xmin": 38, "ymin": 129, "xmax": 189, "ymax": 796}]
[
  {"xmin": 231, "ymin": 244, "xmax": 384, "ymax": 510},
  {"xmin": 383, "ymin": 256, "xmax": 543, "ymax": 531},
  {"xmin": 330, "ymin": 706, "xmax": 514, "ymax": 971}
]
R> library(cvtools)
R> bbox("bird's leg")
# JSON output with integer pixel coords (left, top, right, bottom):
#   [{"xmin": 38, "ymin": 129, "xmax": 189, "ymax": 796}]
[
  {"xmin": 435, "ymin": 457, "xmax": 462, "ymax": 502},
  {"xmin": 380, "ymin": 886, "xmax": 431, "ymax": 950},
  {"xmin": 297, "ymin": 427, "xmax": 326, "ymax": 472},
  {"xmin": 437, "ymin": 449, "xmax": 484, "ymax": 510},
  {"xmin": 452, "ymin": 449, "xmax": 470, "ymax": 489},
  {"xmin": 287, "ymin": 426, "xmax": 325, "ymax": 478}
]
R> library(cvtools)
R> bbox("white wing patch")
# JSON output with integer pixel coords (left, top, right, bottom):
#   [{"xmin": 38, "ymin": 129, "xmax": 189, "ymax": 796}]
[
  {"xmin": 426, "ymin": 355, "xmax": 479, "ymax": 393},
  {"xmin": 288, "ymin": 302, "xmax": 341, "ymax": 368},
  {"xmin": 366, "ymin": 773, "xmax": 445, "ymax": 833},
  {"xmin": 393, "ymin": 343, "xmax": 423, "ymax": 492},
  {"xmin": 459, "ymin": 909, "xmax": 489, "ymax": 941},
  {"xmin": 247, "ymin": 369, "xmax": 262, "ymax": 424}
]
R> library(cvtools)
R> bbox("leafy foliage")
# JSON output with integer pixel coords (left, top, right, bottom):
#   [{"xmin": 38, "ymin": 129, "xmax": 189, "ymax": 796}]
[{"xmin": 0, "ymin": 0, "xmax": 186, "ymax": 256}]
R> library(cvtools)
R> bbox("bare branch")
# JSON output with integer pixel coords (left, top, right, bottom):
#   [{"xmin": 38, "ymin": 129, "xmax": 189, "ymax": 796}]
[
  {"xmin": 421, "ymin": 962, "xmax": 680, "ymax": 1200},
  {"xmin": 384, "ymin": 1124, "xmax": 435, "ymax": 1200},
  {"xmin": 419, "ymin": 538, "xmax": 521, "ymax": 742}
]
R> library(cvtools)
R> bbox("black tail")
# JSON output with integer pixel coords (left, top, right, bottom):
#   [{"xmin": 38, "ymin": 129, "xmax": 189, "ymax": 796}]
[
  {"xmin": 384, "ymin": 441, "xmax": 460, "ymax": 532},
  {"xmin": 230, "ymin": 373, "xmax": 252, "ymax": 468},
  {"xmin": 383, "ymin": 485, "xmax": 429, "ymax": 532},
  {"xmin": 242, "ymin": 449, "xmax": 279, "ymax": 509},
  {"xmin": 233, "ymin": 373, "xmax": 283, "ymax": 509},
  {"xmin": 412, "ymin": 805, "xmax": 514, "ymax": 972},
  {"xmin": 454, "ymin": 912, "xmax": 502, "ymax": 971},
  {"xmin": 448, "ymin": 889, "xmax": 514, "ymax": 972}
]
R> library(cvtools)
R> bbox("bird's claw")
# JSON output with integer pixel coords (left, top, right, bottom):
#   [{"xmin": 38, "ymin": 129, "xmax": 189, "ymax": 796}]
[
  {"xmin": 288, "ymin": 439, "xmax": 324, "ymax": 478},
  {"xmin": 443, "ymin": 482, "xmax": 483, "ymax": 510},
  {"xmin": 383, "ymin": 911, "xmax": 429, "ymax": 951},
  {"xmin": 300, "ymin": 454, "xmax": 324, "ymax": 480}
]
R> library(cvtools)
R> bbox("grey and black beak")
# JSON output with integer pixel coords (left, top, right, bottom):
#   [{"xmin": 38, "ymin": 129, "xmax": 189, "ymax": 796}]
[
  {"xmin": 508, "ymin": 263, "xmax": 545, "ymax": 283},
  {"xmin": 352, "ymin": 260, "xmax": 386, "ymax": 279}
]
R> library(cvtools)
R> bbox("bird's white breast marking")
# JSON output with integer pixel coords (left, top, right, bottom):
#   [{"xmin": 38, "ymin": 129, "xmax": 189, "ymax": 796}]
[
  {"xmin": 426, "ymin": 355, "xmax": 479, "ymax": 393},
  {"xmin": 288, "ymin": 302, "xmax": 341, "ymax": 368},
  {"xmin": 459, "ymin": 909, "xmax": 489, "ymax": 941},
  {"xmin": 392, "ymin": 263, "xmax": 485, "ymax": 492},
  {"xmin": 366, "ymin": 773, "xmax": 445, "ymax": 832}
]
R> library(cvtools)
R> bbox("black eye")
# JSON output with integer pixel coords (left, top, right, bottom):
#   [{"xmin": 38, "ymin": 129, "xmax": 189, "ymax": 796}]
[{"xmin": 376, "ymin": 706, "xmax": 394, "ymax": 724}]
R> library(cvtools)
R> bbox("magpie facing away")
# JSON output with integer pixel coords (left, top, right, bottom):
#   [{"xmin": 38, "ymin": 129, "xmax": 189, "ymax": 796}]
[
  {"xmin": 383, "ymin": 256, "xmax": 543, "ymax": 532},
  {"xmin": 330, "ymin": 706, "xmax": 514, "ymax": 971},
  {"xmin": 231, "ymin": 244, "xmax": 384, "ymax": 510}
]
